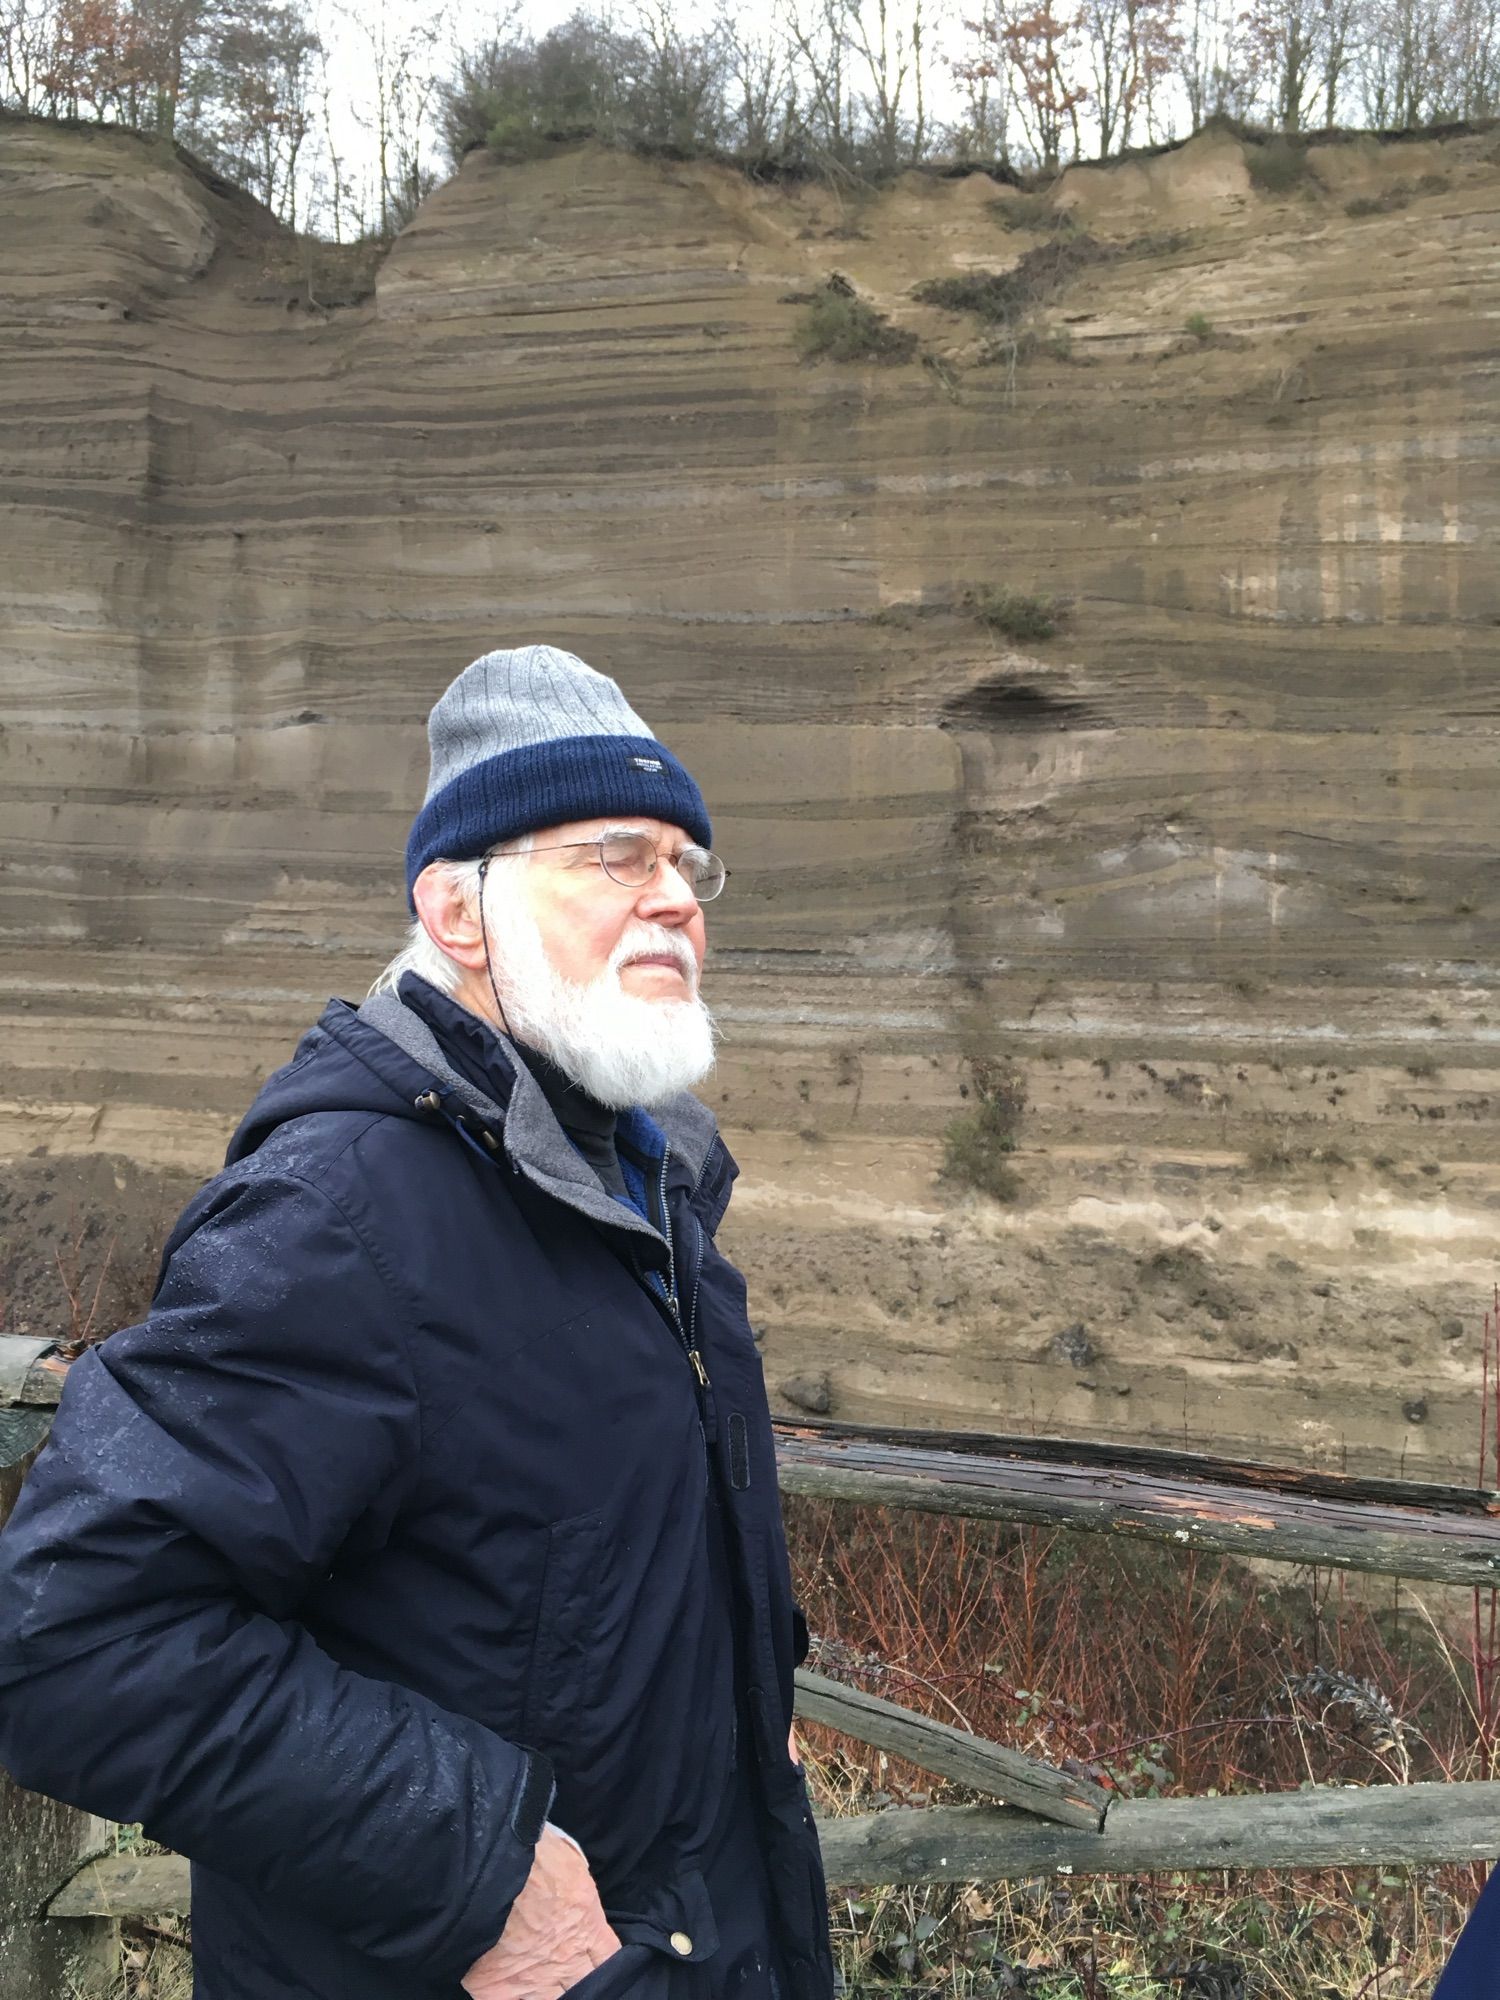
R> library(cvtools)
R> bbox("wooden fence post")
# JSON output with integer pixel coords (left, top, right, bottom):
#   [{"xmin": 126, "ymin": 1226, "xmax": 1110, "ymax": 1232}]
[{"xmin": 0, "ymin": 1403, "xmax": 117, "ymax": 1999}]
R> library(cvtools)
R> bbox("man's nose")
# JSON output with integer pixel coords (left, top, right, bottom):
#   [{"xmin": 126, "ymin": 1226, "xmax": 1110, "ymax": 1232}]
[{"xmin": 639, "ymin": 857, "xmax": 700, "ymax": 923}]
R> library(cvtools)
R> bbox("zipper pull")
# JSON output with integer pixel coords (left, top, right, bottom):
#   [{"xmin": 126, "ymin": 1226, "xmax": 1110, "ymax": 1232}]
[{"xmin": 693, "ymin": 1349, "xmax": 718, "ymax": 1443}]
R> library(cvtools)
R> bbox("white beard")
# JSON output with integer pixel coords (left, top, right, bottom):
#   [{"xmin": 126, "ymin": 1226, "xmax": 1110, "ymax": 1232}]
[{"xmin": 483, "ymin": 890, "xmax": 717, "ymax": 1112}]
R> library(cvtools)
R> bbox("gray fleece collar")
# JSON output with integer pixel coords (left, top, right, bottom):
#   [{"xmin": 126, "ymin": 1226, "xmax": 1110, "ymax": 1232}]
[{"xmin": 355, "ymin": 986, "xmax": 720, "ymax": 1247}]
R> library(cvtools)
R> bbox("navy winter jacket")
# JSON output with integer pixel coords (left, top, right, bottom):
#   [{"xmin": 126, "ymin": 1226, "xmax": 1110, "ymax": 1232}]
[
  {"xmin": 0, "ymin": 979, "xmax": 833, "ymax": 2000},
  {"xmin": 1436, "ymin": 1871, "xmax": 1500, "ymax": 1997}
]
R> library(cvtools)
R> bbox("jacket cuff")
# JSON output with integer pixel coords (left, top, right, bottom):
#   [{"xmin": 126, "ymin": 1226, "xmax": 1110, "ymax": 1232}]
[
  {"xmin": 510, "ymin": 1751, "xmax": 555, "ymax": 1849},
  {"xmin": 431, "ymin": 1748, "xmax": 555, "ymax": 1982}
]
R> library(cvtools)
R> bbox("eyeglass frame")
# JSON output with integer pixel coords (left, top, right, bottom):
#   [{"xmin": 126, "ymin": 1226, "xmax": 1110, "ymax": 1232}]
[{"xmin": 477, "ymin": 830, "xmax": 730, "ymax": 901}]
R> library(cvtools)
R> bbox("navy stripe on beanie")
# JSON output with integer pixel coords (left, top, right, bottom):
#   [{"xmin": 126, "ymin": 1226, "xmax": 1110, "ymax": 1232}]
[{"xmin": 406, "ymin": 734, "xmax": 712, "ymax": 903}]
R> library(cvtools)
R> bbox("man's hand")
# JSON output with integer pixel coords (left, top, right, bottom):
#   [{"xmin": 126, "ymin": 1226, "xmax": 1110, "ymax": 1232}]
[
  {"xmin": 789, "ymin": 1723, "xmax": 800, "ymax": 1768},
  {"xmin": 462, "ymin": 1826, "xmax": 620, "ymax": 2000}
]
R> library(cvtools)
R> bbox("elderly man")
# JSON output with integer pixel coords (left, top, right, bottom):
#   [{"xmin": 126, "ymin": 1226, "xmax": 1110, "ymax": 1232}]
[{"xmin": 0, "ymin": 647, "xmax": 833, "ymax": 2000}]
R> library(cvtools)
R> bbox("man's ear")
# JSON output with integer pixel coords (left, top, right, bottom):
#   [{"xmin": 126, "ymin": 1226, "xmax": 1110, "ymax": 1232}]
[{"xmin": 411, "ymin": 863, "xmax": 489, "ymax": 974}]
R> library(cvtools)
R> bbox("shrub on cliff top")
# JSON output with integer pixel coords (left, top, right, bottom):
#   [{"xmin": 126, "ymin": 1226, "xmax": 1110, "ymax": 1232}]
[{"xmin": 439, "ymin": 13, "xmax": 729, "ymax": 163}]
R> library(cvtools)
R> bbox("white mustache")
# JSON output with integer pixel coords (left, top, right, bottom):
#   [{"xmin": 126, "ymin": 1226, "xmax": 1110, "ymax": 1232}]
[{"xmin": 610, "ymin": 925, "xmax": 698, "ymax": 989}]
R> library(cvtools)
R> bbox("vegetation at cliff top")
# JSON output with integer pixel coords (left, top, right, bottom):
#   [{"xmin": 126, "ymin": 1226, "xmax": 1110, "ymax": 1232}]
[{"xmin": 2, "ymin": 0, "xmax": 1498, "ymax": 243}]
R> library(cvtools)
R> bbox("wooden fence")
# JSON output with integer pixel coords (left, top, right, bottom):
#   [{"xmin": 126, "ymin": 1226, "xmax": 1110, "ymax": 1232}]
[{"xmin": 3, "ymin": 1336, "xmax": 1498, "ymax": 1995}]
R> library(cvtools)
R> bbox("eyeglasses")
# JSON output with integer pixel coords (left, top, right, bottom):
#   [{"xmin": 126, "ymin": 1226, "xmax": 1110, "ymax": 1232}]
[{"xmin": 483, "ymin": 832, "xmax": 729, "ymax": 901}]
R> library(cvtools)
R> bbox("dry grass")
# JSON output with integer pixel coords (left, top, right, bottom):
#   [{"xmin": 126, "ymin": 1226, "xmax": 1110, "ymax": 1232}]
[
  {"xmin": 112, "ymin": 1825, "xmax": 190, "ymax": 2000},
  {"xmin": 785, "ymin": 1498, "xmax": 1492, "ymax": 1996},
  {"xmin": 120, "ymin": 1922, "xmax": 192, "ymax": 2000}
]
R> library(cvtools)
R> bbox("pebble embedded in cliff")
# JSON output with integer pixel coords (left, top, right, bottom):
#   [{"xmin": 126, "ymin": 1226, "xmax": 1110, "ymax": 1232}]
[
  {"xmin": 780, "ymin": 1373, "xmax": 834, "ymax": 1416},
  {"xmin": 1403, "ymin": 1397, "xmax": 1428, "ymax": 1425},
  {"xmin": 1045, "ymin": 1323, "xmax": 1097, "ymax": 1368}
]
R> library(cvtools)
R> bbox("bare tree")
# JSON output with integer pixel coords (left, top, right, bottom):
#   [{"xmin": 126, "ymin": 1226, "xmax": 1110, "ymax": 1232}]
[
  {"xmin": 312, "ymin": 46, "xmax": 357, "ymax": 238},
  {"xmin": 339, "ymin": 0, "xmax": 446, "ymax": 236},
  {"xmin": 0, "ymin": 0, "xmax": 60, "ymax": 108},
  {"xmin": 948, "ymin": 40, "xmax": 1012, "ymax": 155},
  {"xmin": 1176, "ymin": 0, "xmax": 1233, "ymax": 124},
  {"xmin": 626, "ymin": 0, "xmax": 727, "ymax": 149},
  {"xmin": 1453, "ymin": 0, "xmax": 1500, "ymax": 110},
  {"xmin": 1312, "ymin": 0, "xmax": 1358, "ymax": 120},
  {"xmin": 1079, "ymin": 0, "xmax": 1181, "ymax": 151},
  {"xmin": 782, "ymin": 0, "xmax": 857, "ymax": 164},
  {"xmin": 1240, "ymin": 0, "xmax": 1323, "ymax": 127},
  {"xmin": 844, "ymin": 0, "xmax": 913, "ymax": 166},
  {"xmin": 193, "ymin": 0, "xmax": 320, "ymax": 221},
  {"xmin": 716, "ymin": 5, "xmax": 794, "ymax": 153},
  {"xmin": 957, "ymin": 0, "xmax": 1088, "ymax": 169},
  {"xmin": 1357, "ymin": 0, "xmax": 1448, "ymax": 123},
  {"xmin": 1079, "ymin": 0, "xmax": 1128, "ymax": 145}
]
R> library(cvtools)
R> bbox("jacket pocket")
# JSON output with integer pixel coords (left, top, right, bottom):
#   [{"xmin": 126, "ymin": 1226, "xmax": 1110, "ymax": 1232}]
[
  {"xmin": 519, "ymin": 1509, "xmax": 608, "ymax": 1749},
  {"xmin": 559, "ymin": 1944, "xmax": 653, "ymax": 2000}
]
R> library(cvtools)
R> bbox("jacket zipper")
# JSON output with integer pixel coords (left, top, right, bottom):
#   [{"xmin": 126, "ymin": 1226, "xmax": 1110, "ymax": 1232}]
[{"xmin": 658, "ymin": 1145, "xmax": 710, "ymax": 1390}]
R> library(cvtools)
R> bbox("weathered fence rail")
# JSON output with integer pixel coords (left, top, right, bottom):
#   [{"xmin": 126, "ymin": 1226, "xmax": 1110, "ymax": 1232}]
[
  {"xmin": 793, "ymin": 1669, "xmax": 1110, "ymax": 1830},
  {"xmin": 815, "ymin": 1781, "xmax": 1500, "ymax": 1884},
  {"xmin": 15, "ymin": 1342, "xmax": 1500, "ymax": 1588},
  {"xmin": 4, "ymin": 1338, "xmax": 1498, "ymax": 1973},
  {"xmin": 777, "ymin": 1416, "xmax": 1500, "ymax": 1588},
  {"xmin": 43, "ymin": 1780, "xmax": 1500, "ymax": 1917}
]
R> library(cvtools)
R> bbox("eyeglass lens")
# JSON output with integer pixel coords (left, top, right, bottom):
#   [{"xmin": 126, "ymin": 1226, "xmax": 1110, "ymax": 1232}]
[{"xmin": 599, "ymin": 835, "xmax": 725, "ymax": 899}]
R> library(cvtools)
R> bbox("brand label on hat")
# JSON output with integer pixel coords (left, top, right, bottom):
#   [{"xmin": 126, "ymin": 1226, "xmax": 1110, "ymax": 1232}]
[{"xmin": 631, "ymin": 756, "xmax": 664, "ymax": 773}]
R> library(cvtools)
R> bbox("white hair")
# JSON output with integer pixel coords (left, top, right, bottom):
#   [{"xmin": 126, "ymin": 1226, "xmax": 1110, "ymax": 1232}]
[{"xmin": 367, "ymin": 838, "xmax": 531, "ymax": 999}]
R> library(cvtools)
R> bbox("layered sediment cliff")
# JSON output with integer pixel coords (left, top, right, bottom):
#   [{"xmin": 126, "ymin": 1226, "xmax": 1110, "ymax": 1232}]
[{"xmin": 3, "ymin": 112, "xmax": 1499, "ymax": 1474}]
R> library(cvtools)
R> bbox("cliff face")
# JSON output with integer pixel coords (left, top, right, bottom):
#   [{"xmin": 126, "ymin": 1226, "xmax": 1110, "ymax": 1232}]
[{"xmin": 3, "ymin": 111, "xmax": 1499, "ymax": 1475}]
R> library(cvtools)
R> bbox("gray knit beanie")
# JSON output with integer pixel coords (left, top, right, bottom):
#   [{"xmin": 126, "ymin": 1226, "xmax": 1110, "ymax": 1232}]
[{"xmin": 404, "ymin": 645, "xmax": 711, "ymax": 904}]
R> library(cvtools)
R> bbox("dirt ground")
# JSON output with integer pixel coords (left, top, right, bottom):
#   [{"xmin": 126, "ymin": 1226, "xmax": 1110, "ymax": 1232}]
[{"xmin": 0, "ymin": 1153, "xmax": 194, "ymax": 1346}]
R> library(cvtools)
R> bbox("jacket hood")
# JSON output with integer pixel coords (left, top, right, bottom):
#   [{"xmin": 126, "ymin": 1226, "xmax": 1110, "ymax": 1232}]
[{"xmin": 224, "ymin": 983, "xmax": 733, "ymax": 1243}]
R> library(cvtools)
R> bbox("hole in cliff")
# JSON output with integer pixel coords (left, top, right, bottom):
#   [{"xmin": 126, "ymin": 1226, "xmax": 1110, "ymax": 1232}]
[{"xmin": 943, "ymin": 679, "xmax": 1097, "ymax": 730}]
